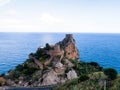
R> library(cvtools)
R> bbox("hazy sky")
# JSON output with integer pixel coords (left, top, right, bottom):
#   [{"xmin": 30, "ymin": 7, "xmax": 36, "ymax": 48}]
[{"xmin": 0, "ymin": 0, "xmax": 120, "ymax": 33}]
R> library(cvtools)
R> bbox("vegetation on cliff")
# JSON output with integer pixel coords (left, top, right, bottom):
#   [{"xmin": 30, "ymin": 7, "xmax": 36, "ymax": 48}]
[{"xmin": 54, "ymin": 61, "xmax": 119, "ymax": 90}]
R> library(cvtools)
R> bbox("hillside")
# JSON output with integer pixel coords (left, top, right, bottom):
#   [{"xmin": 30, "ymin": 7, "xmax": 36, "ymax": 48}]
[{"xmin": 0, "ymin": 34, "xmax": 119, "ymax": 90}]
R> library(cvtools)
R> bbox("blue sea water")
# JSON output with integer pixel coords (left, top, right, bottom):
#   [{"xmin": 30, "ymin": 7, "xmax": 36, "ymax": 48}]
[{"xmin": 0, "ymin": 33, "xmax": 120, "ymax": 74}]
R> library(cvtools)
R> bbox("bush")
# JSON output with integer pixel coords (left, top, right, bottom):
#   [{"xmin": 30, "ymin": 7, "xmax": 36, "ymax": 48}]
[
  {"xmin": 16, "ymin": 64, "xmax": 23, "ymax": 71},
  {"xmin": 8, "ymin": 70, "xmax": 21, "ymax": 79},
  {"xmin": 0, "ymin": 73, "xmax": 5, "ymax": 77},
  {"xmin": 69, "ymin": 79, "xmax": 78, "ymax": 85},
  {"xmin": 29, "ymin": 53, "xmax": 34, "ymax": 57},
  {"xmin": 15, "ymin": 64, "xmax": 38, "ymax": 76},
  {"xmin": 61, "ymin": 58, "xmax": 66, "ymax": 64},
  {"xmin": 64, "ymin": 78, "xmax": 79, "ymax": 87},
  {"xmin": 26, "ymin": 59, "xmax": 33, "ymax": 63},
  {"xmin": 88, "ymin": 62, "xmax": 100, "ymax": 67},
  {"xmin": 21, "ymin": 64, "xmax": 38, "ymax": 75},
  {"xmin": 78, "ymin": 75, "xmax": 89, "ymax": 82},
  {"xmin": 103, "ymin": 68, "xmax": 117, "ymax": 80},
  {"xmin": 65, "ymin": 67, "xmax": 72, "ymax": 73},
  {"xmin": 88, "ymin": 62, "xmax": 102, "ymax": 70},
  {"xmin": 45, "ymin": 43, "xmax": 54, "ymax": 50}
]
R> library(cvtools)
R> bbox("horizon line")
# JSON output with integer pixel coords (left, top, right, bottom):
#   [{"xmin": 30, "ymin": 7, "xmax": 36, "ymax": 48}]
[{"xmin": 0, "ymin": 32, "xmax": 120, "ymax": 34}]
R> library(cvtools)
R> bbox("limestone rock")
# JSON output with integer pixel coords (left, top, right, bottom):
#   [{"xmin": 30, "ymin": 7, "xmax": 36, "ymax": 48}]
[
  {"xmin": 41, "ymin": 70, "xmax": 60, "ymax": 86},
  {"xmin": 57, "ymin": 34, "xmax": 79, "ymax": 60},
  {"xmin": 6, "ymin": 79, "xmax": 15, "ymax": 86},
  {"xmin": 54, "ymin": 61, "xmax": 65, "ymax": 75},
  {"xmin": 67, "ymin": 70, "xmax": 78, "ymax": 80},
  {"xmin": 54, "ymin": 61, "xmax": 63, "ymax": 68}
]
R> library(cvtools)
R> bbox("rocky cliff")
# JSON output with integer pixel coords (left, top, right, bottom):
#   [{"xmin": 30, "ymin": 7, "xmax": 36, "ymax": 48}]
[
  {"xmin": 3, "ymin": 34, "xmax": 80, "ymax": 87},
  {"xmin": 57, "ymin": 34, "xmax": 79, "ymax": 60}
]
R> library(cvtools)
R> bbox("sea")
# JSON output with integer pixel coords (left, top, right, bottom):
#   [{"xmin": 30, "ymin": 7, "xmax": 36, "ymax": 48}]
[{"xmin": 0, "ymin": 33, "xmax": 120, "ymax": 74}]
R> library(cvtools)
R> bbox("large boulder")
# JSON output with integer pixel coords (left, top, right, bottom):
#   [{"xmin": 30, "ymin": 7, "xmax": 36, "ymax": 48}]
[
  {"xmin": 41, "ymin": 70, "xmax": 60, "ymax": 86},
  {"xmin": 54, "ymin": 61, "xmax": 65, "ymax": 75},
  {"xmin": 67, "ymin": 70, "xmax": 78, "ymax": 80}
]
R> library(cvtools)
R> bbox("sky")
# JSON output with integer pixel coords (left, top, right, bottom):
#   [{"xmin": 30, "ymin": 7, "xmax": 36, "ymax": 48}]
[{"xmin": 0, "ymin": 0, "xmax": 120, "ymax": 33}]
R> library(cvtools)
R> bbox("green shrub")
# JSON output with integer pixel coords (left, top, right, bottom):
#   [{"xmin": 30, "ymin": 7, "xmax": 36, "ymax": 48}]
[
  {"xmin": 22, "ymin": 67, "xmax": 38, "ymax": 75},
  {"xmin": 70, "ymin": 80, "xmax": 78, "ymax": 86},
  {"xmin": 16, "ymin": 64, "xmax": 23, "ymax": 71},
  {"xmin": 16, "ymin": 63, "xmax": 38, "ymax": 76},
  {"xmin": 88, "ymin": 62, "xmax": 100, "ymax": 67},
  {"xmin": 26, "ymin": 59, "xmax": 34, "ymax": 63},
  {"xmin": 88, "ymin": 62, "xmax": 103, "ymax": 71},
  {"xmin": 0, "ymin": 73, "xmax": 5, "ymax": 77},
  {"xmin": 8, "ymin": 70, "xmax": 21, "ymax": 79},
  {"xmin": 35, "ymin": 48, "xmax": 44, "ymax": 59},
  {"xmin": 64, "ymin": 78, "xmax": 79, "ymax": 87},
  {"xmin": 44, "ymin": 43, "xmax": 54, "ymax": 50},
  {"xmin": 61, "ymin": 59, "xmax": 66, "ymax": 64},
  {"xmin": 35, "ymin": 47, "xmax": 50, "ymax": 60},
  {"xmin": 65, "ymin": 67, "xmax": 72, "ymax": 73},
  {"xmin": 103, "ymin": 68, "xmax": 117, "ymax": 80},
  {"xmin": 78, "ymin": 75, "xmax": 89, "ymax": 82},
  {"xmin": 39, "ymin": 57, "xmax": 46, "ymax": 64},
  {"xmin": 29, "ymin": 53, "xmax": 35, "ymax": 57},
  {"xmin": 21, "ymin": 64, "xmax": 38, "ymax": 75}
]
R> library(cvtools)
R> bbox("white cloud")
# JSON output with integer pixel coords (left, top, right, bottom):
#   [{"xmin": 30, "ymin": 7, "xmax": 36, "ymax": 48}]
[
  {"xmin": 6, "ymin": 9, "xmax": 18, "ymax": 16},
  {"xmin": 0, "ymin": 9, "xmax": 120, "ymax": 33},
  {"xmin": 40, "ymin": 13, "xmax": 63, "ymax": 24},
  {"xmin": 0, "ymin": 11, "xmax": 65, "ymax": 32},
  {"xmin": 0, "ymin": 0, "xmax": 11, "ymax": 6}
]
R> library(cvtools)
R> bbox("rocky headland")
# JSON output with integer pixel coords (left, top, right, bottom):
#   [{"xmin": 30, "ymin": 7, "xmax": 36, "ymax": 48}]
[
  {"xmin": 0, "ymin": 34, "xmax": 119, "ymax": 90},
  {"xmin": 1, "ymin": 34, "xmax": 79, "ymax": 87}
]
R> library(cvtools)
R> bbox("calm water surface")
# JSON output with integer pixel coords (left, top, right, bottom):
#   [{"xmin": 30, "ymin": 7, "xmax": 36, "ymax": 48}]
[{"xmin": 0, "ymin": 33, "xmax": 120, "ymax": 73}]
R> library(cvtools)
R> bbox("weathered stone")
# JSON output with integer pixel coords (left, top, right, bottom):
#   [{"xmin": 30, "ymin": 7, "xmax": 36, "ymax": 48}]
[
  {"xmin": 54, "ymin": 61, "xmax": 63, "ymax": 68},
  {"xmin": 41, "ymin": 70, "xmax": 60, "ymax": 86},
  {"xmin": 18, "ymin": 76, "xmax": 24, "ymax": 80},
  {"xmin": 6, "ymin": 79, "xmax": 15, "ymax": 86},
  {"xmin": 57, "ymin": 34, "xmax": 79, "ymax": 60},
  {"xmin": 67, "ymin": 70, "xmax": 78, "ymax": 80}
]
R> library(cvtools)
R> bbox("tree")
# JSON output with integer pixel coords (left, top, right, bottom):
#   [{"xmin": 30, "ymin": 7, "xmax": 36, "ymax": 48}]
[
  {"xmin": 103, "ymin": 68, "xmax": 117, "ymax": 80},
  {"xmin": 45, "ymin": 43, "xmax": 51, "ymax": 50}
]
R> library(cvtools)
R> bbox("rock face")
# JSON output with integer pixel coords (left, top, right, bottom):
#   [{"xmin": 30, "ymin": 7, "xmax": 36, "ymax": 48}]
[
  {"xmin": 5, "ymin": 34, "xmax": 80, "ymax": 87},
  {"xmin": 57, "ymin": 34, "xmax": 79, "ymax": 60}
]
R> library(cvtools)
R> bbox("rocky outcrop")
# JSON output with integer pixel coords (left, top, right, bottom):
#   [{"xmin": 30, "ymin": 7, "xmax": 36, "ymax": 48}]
[
  {"xmin": 67, "ymin": 70, "xmax": 78, "ymax": 80},
  {"xmin": 29, "ymin": 55, "xmax": 43, "ymax": 69},
  {"xmin": 5, "ymin": 34, "xmax": 80, "ymax": 87},
  {"xmin": 41, "ymin": 70, "xmax": 59, "ymax": 86},
  {"xmin": 54, "ymin": 61, "xmax": 65, "ymax": 75},
  {"xmin": 57, "ymin": 34, "xmax": 79, "ymax": 60}
]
